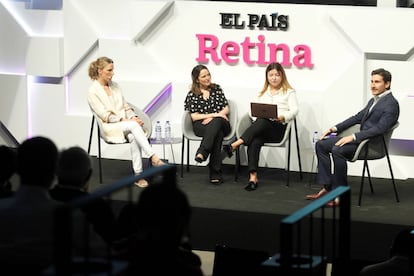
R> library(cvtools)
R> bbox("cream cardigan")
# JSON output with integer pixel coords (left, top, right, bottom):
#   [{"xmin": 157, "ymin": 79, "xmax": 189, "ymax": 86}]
[{"xmin": 87, "ymin": 80, "xmax": 135, "ymax": 143}]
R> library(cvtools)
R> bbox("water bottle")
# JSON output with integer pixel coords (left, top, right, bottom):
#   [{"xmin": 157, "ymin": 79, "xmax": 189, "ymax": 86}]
[
  {"xmin": 312, "ymin": 131, "xmax": 319, "ymax": 152},
  {"xmin": 155, "ymin": 121, "xmax": 162, "ymax": 142},
  {"xmin": 164, "ymin": 120, "xmax": 171, "ymax": 143}
]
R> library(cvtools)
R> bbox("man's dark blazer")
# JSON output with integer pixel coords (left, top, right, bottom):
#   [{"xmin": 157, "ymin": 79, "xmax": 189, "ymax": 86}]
[{"xmin": 335, "ymin": 92, "xmax": 400, "ymax": 141}]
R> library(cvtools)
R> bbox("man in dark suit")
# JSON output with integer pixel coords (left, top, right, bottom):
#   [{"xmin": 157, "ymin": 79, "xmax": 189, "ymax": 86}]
[{"xmin": 306, "ymin": 68, "xmax": 400, "ymax": 206}]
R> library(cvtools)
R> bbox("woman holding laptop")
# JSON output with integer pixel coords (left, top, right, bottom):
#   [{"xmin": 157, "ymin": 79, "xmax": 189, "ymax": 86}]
[{"xmin": 222, "ymin": 62, "xmax": 298, "ymax": 191}]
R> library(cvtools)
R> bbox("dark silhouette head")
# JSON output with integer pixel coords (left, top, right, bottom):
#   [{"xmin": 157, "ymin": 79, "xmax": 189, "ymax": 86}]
[
  {"xmin": 57, "ymin": 146, "xmax": 92, "ymax": 189},
  {"xmin": 17, "ymin": 136, "xmax": 58, "ymax": 188},
  {"xmin": 390, "ymin": 228, "xmax": 414, "ymax": 257},
  {"xmin": 136, "ymin": 183, "xmax": 191, "ymax": 247}
]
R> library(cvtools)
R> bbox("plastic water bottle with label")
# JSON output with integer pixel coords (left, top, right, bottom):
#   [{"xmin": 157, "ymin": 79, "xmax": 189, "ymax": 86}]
[
  {"xmin": 155, "ymin": 120, "xmax": 162, "ymax": 142},
  {"xmin": 164, "ymin": 120, "xmax": 171, "ymax": 143},
  {"xmin": 312, "ymin": 131, "xmax": 319, "ymax": 152}
]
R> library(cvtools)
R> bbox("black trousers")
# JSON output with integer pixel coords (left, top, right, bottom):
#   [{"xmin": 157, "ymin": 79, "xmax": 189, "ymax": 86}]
[
  {"xmin": 315, "ymin": 136, "xmax": 357, "ymax": 190},
  {"xmin": 240, "ymin": 118, "xmax": 286, "ymax": 173},
  {"xmin": 193, "ymin": 117, "xmax": 231, "ymax": 179}
]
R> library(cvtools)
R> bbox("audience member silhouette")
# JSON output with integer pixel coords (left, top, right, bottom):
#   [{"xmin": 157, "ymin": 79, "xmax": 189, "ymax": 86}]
[
  {"xmin": 0, "ymin": 136, "xmax": 61, "ymax": 272},
  {"xmin": 49, "ymin": 146, "xmax": 117, "ymax": 243},
  {"xmin": 359, "ymin": 228, "xmax": 414, "ymax": 276},
  {"xmin": 0, "ymin": 145, "xmax": 17, "ymax": 198},
  {"xmin": 117, "ymin": 181, "xmax": 204, "ymax": 275}
]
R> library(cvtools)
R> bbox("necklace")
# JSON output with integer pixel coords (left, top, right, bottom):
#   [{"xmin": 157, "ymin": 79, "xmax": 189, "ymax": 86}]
[{"xmin": 201, "ymin": 89, "xmax": 210, "ymax": 100}]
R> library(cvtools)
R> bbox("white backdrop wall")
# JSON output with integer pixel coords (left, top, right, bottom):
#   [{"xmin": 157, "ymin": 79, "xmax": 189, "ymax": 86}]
[{"xmin": 1, "ymin": 0, "xmax": 414, "ymax": 179}]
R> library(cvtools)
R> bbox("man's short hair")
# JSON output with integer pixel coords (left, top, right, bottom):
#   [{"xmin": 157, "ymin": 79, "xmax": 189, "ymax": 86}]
[
  {"xmin": 17, "ymin": 136, "xmax": 58, "ymax": 188},
  {"xmin": 372, "ymin": 68, "xmax": 392, "ymax": 84},
  {"xmin": 390, "ymin": 228, "xmax": 414, "ymax": 257},
  {"xmin": 57, "ymin": 146, "xmax": 92, "ymax": 187}
]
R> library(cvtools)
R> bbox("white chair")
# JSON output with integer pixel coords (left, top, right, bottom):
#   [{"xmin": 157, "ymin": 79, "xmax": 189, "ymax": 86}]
[
  {"xmin": 341, "ymin": 122, "xmax": 400, "ymax": 206},
  {"xmin": 87, "ymin": 103, "xmax": 152, "ymax": 183},
  {"xmin": 234, "ymin": 113, "xmax": 303, "ymax": 187},
  {"xmin": 180, "ymin": 99, "xmax": 238, "ymax": 178}
]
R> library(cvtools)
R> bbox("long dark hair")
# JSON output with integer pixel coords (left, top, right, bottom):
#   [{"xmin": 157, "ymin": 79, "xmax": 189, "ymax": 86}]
[{"xmin": 190, "ymin": 64, "xmax": 217, "ymax": 96}]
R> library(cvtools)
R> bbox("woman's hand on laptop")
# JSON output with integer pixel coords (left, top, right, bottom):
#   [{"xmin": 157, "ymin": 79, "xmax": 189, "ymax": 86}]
[{"xmin": 276, "ymin": 115, "xmax": 285, "ymax": 123}]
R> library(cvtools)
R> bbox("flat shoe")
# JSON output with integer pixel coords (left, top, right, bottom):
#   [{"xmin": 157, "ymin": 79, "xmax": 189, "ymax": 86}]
[
  {"xmin": 306, "ymin": 188, "xmax": 328, "ymax": 200},
  {"xmin": 210, "ymin": 179, "xmax": 222, "ymax": 185},
  {"xmin": 135, "ymin": 179, "xmax": 148, "ymax": 188},
  {"xmin": 326, "ymin": 198, "xmax": 340, "ymax": 207},
  {"xmin": 151, "ymin": 156, "xmax": 165, "ymax": 167},
  {"xmin": 244, "ymin": 181, "xmax": 258, "ymax": 191}
]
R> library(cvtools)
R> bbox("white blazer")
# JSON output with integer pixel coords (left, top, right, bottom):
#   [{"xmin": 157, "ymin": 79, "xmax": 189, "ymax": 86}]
[{"xmin": 87, "ymin": 80, "xmax": 135, "ymax": 143}]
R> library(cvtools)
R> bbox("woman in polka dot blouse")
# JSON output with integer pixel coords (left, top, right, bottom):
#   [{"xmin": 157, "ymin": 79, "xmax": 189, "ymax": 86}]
[{"xmin": 184, "ymin": 65, "xmax": 231, "ymax": 184}]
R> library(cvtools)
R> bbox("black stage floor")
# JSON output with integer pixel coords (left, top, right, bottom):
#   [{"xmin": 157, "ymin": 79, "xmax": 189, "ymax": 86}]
[{"xmin": 89, "ymin": 157, "xmax": 414, "ymax": 269}]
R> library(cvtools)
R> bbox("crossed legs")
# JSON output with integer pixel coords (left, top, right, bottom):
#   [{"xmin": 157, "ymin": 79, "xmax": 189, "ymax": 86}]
[
  {"xmin": 122, "ymin": 121, "xmax": 165, "ymax": 187},
  {"xmin": 306, "ymin": 136, "xmax": 357, "ymax": 204},
  {"xmin": 224, "ymin": 118, "xmax": 285, "ymax": 191},
  {"xmin": 193, "ymin": 117, "xmax": 231, "ymax": 182}
]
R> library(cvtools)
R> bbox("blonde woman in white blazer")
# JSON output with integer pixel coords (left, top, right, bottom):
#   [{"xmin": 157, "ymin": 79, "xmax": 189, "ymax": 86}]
[{"xmin": 87, "ymin": 57, "xmax": 164, "ymax": 188}]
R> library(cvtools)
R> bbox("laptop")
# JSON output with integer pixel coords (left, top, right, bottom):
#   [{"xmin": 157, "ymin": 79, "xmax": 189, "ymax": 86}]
[{"xmin": 250, "ymin": 102, "xmax": 278, "ymax": 119}]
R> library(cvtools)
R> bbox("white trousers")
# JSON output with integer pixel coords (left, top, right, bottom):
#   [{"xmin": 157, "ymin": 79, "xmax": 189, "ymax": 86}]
[{"xmin": 120, "ymin": 121, "xmax": 154, "ymax": 175}]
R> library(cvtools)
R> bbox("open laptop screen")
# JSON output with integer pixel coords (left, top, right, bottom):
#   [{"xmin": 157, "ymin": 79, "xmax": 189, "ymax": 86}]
[{"xmin": 250, "ymin": 102, "xmax": 278, "ymax": 119}]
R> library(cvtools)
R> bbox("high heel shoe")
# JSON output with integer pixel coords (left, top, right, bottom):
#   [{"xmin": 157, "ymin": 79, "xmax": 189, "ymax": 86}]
[
  {"xmin": 194, "ymin": 153, "xmax": 205, "ymax": 163},
  {"xmin": 222, "ymin": 144, "xmax": 234, "ymax": 158}
]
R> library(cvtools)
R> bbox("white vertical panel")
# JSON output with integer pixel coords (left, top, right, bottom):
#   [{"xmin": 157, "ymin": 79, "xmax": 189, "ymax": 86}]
[{"xmin": 26, "ymin": 37, "xmax": 63, "ymax": 77}]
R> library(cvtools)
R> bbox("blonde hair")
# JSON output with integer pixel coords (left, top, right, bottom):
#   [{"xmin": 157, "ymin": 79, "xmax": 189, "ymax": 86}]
[
  {"xmin": 258, "ymin": 62, "xmax": 293, "ymax": 96},
  {"xmin": 88, "ymin": 56, "xmax": 113, "ymax": 80}
]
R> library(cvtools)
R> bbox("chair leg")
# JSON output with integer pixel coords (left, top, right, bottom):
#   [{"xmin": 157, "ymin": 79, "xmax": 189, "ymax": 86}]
[
  {"xmin": 358, "ymin": 159, "xmax": 368, "ymax": 206},
  {"xmin": 181, "ymin": 135, "xmax": 185, "ymax": 178},
  {"xmin": 87, "ymin": 116, "xmax": 95, "ymax": 154},
  {"xmin": 286, "ymin": 131, "xmax": 292, "ymax": 187},
  {"xmin": 186, "ymin": 139, "xmax": 190, "ymax": 172},
  {"xmin": 234, "ymin": 147, "xmax": 240, "ymax": 182},
  {"xmin": 358, "ymin": 145, "xmax": 371, "ymax": 206},
  {"xmin": 365, "ymin": 163, "xmax": 374, "ymax": 194},
  {"xmin": 97, "ymin": 127, "xmax": 103, "ymax": 184},
  {"xmin": 385, "ymin": 149, "xmax": 400, "ymax": 203},
  {"xmin": 294, "ymin": 119, "xmax": 303, "ymax": 180}
]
